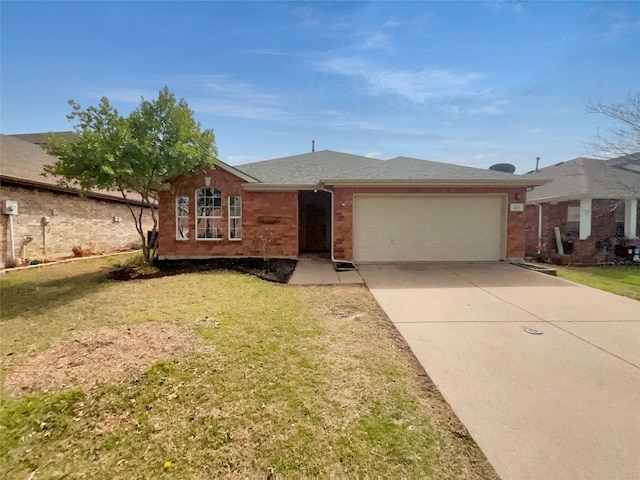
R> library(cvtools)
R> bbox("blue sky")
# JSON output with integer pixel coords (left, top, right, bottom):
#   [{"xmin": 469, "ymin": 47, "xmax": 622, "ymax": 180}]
[{"xmin": 1, "ymin": 1, "xmax": 639, "ymax": 173}]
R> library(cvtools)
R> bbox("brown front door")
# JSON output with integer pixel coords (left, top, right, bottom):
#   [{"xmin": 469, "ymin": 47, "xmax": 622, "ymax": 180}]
[{"xmin": 298, "ymin": 190, "xmax": 331, "ymax": 252}]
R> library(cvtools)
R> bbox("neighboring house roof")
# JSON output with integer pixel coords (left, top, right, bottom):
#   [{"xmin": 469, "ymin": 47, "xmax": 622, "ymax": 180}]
[
  {"xmin": 0, "ymin": 134, "xmax": 144, "ymax": 204},
  {"xmin": 606, "ymin": 152, "xmax": 640, "ymax": 173},
  {"xmin": 525, "ymin": 154, "xmax": 640, "ymax": 203},
  {"xmin": 239, "ymin": 150, "xmax": 546, "ymax": 190},
  {"xmin": 10, "ymin": 131, "xmax": 77, "ymax": 145}
]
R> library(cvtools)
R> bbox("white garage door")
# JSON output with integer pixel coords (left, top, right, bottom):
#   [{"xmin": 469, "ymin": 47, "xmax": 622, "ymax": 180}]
[{"xmin": 353, "ymin": 195, "xmax": 506, "ymax": 262}]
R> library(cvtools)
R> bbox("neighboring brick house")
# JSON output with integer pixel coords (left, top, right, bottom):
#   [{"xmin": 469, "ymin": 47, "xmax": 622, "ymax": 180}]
[
  {"xmin": 523, "ymin": 153, "xmax": 640, "ymax": 263},
  {"xmin": 0, "ymin": 134, "xmax": 154, "ymax": 268},
  {"xmin": 158, "ymin": 150, "xmax": 547, "ymax": 263}
]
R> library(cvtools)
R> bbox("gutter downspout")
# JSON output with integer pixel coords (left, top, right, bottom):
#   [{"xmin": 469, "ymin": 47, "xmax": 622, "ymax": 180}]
[
  {"xmin": 8, "ymin": 215, "xmax": 16, "ymax": 263},
  {"xmin": 318, "ymin": 182, "xmax": 355, "ymax": 266},
  {"xmin": 535, "ymin": 203, "xmax": 543, "ymax": 252}
]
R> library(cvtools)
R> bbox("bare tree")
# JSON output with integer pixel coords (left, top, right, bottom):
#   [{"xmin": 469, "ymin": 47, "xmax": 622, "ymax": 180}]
[{"xmin": 586, "ymin": 93, "xmax": 640, "ymax": 158}]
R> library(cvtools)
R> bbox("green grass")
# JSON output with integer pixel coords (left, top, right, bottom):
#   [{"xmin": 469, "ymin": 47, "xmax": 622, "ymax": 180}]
[
  {"xmin": 555, "ymin": 265, "xmax": 640, "ymax": 300},
  {"xmin": 0, "ymin": 256, "xmax": 494, "ymax": 478}
]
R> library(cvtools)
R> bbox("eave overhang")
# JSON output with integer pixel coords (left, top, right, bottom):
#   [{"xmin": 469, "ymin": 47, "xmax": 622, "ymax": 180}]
[
  {"xmin": 241, "ymin": 183, "xmax": 318, "ymax": 192},
  {"xmin": 0, "ymin": 175, "xmax": 154, "ymax": 206},
  {"xmin": 321, "ymin": 178, "xmax": 552, "ymax": 188},
  {"xmin": 215, "ymin": 161, "xmax": 261, "ymax": 183},
  {"xmin": 526, "ymin": 193, "xmax": 640, "ymax": 204}
]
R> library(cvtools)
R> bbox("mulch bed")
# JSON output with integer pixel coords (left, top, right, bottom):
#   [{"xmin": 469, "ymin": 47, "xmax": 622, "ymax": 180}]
[{"xmin": 110, "ymin": 258, "xmax": 298, "ymax": 284}]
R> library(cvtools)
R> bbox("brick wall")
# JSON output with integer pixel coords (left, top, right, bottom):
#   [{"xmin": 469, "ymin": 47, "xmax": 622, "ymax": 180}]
[
  {"xmin": 333, "ymin": 186, "xmax": 527, "ymax": 260},
  {"xmin": 525, "ymin": 198, "xmax": 638, "ymax": 263},
  {"xmin": 160, "ymin": 174, "xmax": 529, "ymax": 261},
  {"xmin": 0, "ymin": 184, "xmax": 154, "ymax": 268},
  {"xmin": 524, "ymin": 201, "xmax": 577, "ymax": 256},
  {"xmin": 158, "ymin": 167, "xmax": 298, "ymax": 259},
  {"xmin": 524, "ymin": 204, "xmax": 540, "ymax": 254}
]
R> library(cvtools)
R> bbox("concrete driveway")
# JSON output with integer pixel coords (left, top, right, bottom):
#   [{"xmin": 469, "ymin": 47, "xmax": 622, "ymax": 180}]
[{"xmin": 358, "ymin": 263, "xmax": 640, "ymax": 480}]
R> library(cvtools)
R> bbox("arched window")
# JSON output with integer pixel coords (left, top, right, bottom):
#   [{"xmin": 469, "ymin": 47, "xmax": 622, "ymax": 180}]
[{"xmin": 196, "ymin": 187, "xmax": 222, "ymax": 240}]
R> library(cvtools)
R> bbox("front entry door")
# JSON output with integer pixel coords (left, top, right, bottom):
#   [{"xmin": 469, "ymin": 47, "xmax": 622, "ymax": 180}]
[{"xmin": 298, "ymin": 190, "xmax": 331, "ymax": 252}]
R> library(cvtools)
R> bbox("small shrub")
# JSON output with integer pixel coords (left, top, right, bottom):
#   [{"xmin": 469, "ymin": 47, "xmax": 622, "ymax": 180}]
[
  {"xmin": 71, "ymin": 243, "xmax": 105, "ymax": 258},
  {"xmin": 3, "ymin": 257, "xmax": 19, "ymax": 269},
  {"xmin": 111, "ymin": 253, "xmax": 160, "ymax": 279}
]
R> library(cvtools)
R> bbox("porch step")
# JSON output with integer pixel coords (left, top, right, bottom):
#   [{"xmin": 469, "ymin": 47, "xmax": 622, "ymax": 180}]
[
  {"xmin": 511, "ymin": 262, "xmax": 557, "ymax": 276},
  {"xmin": 334, "ymin": 261, "xmax": 357, "ymax": 272}
]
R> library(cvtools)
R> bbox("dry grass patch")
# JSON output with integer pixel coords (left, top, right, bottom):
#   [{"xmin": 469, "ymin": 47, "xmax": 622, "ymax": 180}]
[
  {"xmin": 4, "ymin": 322, "xmax": 198, "ymax": 396},
  {"xmin": 303, "ymin": 286, "xmax": 496, "ymax": 479}
]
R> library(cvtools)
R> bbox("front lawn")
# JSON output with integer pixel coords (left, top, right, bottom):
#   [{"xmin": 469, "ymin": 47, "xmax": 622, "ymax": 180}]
[
  {"xmin": 554, "ymin": 265, "xmax": 640, "ymax": 301},
  {"xmin": 0, "ymin": 256, "xmax": 496, "ymax": 479}
]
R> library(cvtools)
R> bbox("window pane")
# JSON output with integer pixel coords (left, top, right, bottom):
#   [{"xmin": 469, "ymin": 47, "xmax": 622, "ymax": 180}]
[
  {"xmin": 228, "ymin": 196, "xmax": 242, "ymax": 240},
  {"xmin": 177, "ymin": 218, "xmax": 189, "ymax": 239},
  {"xmin": 176, "ymin": 196, "xmax": 189, "ymax": 240},
  {"xmin": 196, "ymin": 187, "xmax": 223, "ymax": 240}
]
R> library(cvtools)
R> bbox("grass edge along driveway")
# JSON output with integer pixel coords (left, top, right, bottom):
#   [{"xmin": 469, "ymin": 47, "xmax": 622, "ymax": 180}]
[{"xmin": 554, "ymin": 265, "xmax": 640, "ymax": 301}]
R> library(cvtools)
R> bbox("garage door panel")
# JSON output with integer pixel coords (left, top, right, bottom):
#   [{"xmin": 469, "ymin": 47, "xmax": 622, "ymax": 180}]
[{"xmin": 353, "ymin": 195, "xmax": 505, "ymax": 262}]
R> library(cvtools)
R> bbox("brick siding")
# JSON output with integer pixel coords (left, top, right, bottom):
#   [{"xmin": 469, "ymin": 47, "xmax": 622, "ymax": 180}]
[
  {"xmin": 0, "ymin": 184, "xmax": 154, "ymax": 268},
  {"xmin": 159, "ymin": 170, "xmax": 528, "ymax": 261},
  {"xmin": 525, "ymin": 198, "xmax": 640, "ymax": 263},
  {"xmin": 158, "ymin": 167, "xmax": 298, "ymax": 259}
]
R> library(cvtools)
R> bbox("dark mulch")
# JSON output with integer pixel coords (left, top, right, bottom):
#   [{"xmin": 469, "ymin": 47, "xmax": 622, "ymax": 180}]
[{"xmin": 111, "ymin": 258, "xmax": 298, "ymax": 284}]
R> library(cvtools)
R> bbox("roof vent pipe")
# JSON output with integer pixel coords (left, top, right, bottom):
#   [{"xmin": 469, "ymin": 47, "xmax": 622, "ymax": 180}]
[
  {"xmin": 535, "ymin": 156, "xmax": 540, "ymax": 172},
  {"xmin": 312, "ymin": 140, "xmax": 315, "ymax": 152}
]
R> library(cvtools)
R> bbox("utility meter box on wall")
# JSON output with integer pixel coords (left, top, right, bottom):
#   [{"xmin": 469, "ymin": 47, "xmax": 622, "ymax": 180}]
[{"xmin": 3, "ymin": 200, "xmax": 18, "ymax": 215}]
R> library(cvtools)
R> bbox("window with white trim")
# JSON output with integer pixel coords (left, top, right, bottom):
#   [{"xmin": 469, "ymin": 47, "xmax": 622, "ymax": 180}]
[
  {"xmin": 228, "ymin": 196, "xmax": 242, "ymax": 240},
  {"xmin": 176, "ymin": 196, "xmax": 189, "ymax": 240},
  {"xmin": 196, "ymin": 187, "xmax": 222, "ymax": 240}
]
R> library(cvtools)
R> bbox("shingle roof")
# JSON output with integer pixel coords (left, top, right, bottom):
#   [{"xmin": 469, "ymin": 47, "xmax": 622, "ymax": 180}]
[
  {"xmin": 606, "ymin": 152, "xmax": 640, "ymax": 173},
  {"xmin": 237, "ymin": 150, "xmax": 382, "ymax": 185},
  {"xmin": 0, "ymin": 134, "xmax": 143, "ymax": 203},
  {"xmin": 525, "ymin": 154, "xmax": 640, "ymax": 202},
  {"xmin": 329, "ymin": 156, "xmax": 524, "ymax": 181},
  {"xmin": 238, "ymin": 151, "xmax": 544, "ymax": 188},
  {"xmin": 10, "ymin": 131, "xmax": 76, "ymax": 145}
]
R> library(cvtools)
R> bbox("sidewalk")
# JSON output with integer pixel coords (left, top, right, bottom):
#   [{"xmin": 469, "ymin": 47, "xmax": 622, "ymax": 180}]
[{"xmin": 288, "ymin": 259, "xmax": 364, "ymax": 285}]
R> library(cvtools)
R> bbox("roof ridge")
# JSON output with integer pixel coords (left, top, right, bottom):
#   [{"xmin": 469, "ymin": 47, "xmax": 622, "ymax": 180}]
[
  {"xmin": 237, "ymin": 149, "xmax": 377, "ymax": 167},
  {"xmin": 386, "ymin": 155, "xmax": 520, "ymax": 177}
]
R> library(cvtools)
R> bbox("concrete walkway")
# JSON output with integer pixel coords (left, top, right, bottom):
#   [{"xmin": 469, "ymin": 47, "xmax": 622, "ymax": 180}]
[
  {"xmin": 288, "ymin": 259, "xmax": 364, "ymax": 285},
  {"xmin": 359, "ymin": 262, "xmax": 640, "ymax": 480}
]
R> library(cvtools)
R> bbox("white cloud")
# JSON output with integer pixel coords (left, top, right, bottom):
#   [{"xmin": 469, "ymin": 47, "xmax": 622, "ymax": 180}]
[
  {"xmin": 171, "ymin": 75, "xmax": 310, "ymax": 124},
  {"xmin": 250, "ymin": 48, "xmax": 327, "ymax": 58},
  {"xmin": 79, "ymin": 74, "xmax": 311, "ymax": 125},
  {"xmin": 469, "ymin": 99, "xmax": 508, "ymax": 115},
  {"xmin": 488, "ymin": 2, "xmax": 524, "ymax": 14},
  {"xmin": 327, "ymin": 117, "xmax": 427, "ymax": 137},
  {"xmin": 365, "ymin": 151, "xmax": 383, "ymax": 158},
  {"xmin": 605, "ymin": 12, "xmax": 640, "ymax": 41},
  {"xmin": 360, "ymin": 32, "xmax": 393, "ymax": 51},
  {"xmin": 79, "ymin": 87, "xmax": 154, "ymax": 103},
  {"xmin": 315, "ymin": 57, "xmax": 483, "ymax": 103}
]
